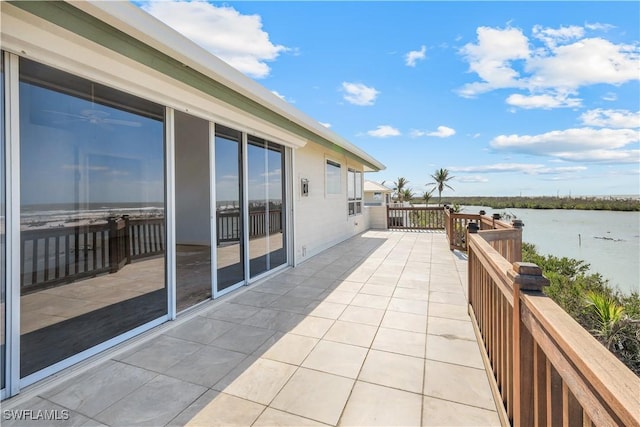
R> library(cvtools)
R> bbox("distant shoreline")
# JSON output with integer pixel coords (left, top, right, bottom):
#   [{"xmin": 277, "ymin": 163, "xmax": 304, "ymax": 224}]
[{"xmin": 435, "ymin": 196, "xmax": 640, "ymax": 212}]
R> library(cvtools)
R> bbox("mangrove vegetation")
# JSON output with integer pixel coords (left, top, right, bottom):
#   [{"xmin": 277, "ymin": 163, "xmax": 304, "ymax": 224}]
[
  {"xmin": 522, "ymin": 242, "xmax": 640, "ymax": 375},
  {"xmin": 437, "ymin": 195, "xmax": 640, "ymax": 211}
]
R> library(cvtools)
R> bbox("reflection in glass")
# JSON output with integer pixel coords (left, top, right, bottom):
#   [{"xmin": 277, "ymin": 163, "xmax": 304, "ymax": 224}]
[
  {"xmin": 175, "ymin": 111, "xmax": 211, "ymax": 311},
  {"xmin": 1, "ymin": 54, "xmax": 5, "ymax": 389},
  {"xmin": 19, "ymin": 58, "xmax": 166, "ymax": 377},
  {"xmin": 267, "ymin": 145, "xmax": 286, "ymax": 269},
  {"xmin": 215, "ymin": 126, "xmax": 244, "ymax": 291},
  {"xmin": 248, "ymin": 139, "xmax": 267, "ymax": 277},
  {"xmin": 248, "ymin": 137, "xmax": 286, "ymax": 278},
  {"xmin": 326, "ymin": 160, "xmax": 341, "ymax": 194}
]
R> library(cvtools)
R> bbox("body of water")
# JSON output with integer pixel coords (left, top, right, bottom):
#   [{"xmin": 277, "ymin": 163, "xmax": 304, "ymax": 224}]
[{"xmin": 462, "ymin": 206, "xmax": 640, "ymax": 295}]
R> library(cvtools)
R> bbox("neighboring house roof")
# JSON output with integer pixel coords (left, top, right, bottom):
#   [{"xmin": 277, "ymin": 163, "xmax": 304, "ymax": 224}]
[
  {"xmin": 11, "ymin": 1, "xmax": 385, "ymax": 172},
  {"xmin": 364, "ymin": 180, "xmax": 393, "ymax": 193}
]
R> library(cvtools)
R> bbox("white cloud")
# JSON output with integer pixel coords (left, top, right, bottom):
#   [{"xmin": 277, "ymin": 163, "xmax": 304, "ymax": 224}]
[
  {"xmin": 602, "ymin": 92, "xmax": 617, "ymax": 101},
  {"xmin": 580, "ymin": 109, "xmax": 640, "ymax": 128},
  {"xmin": 490, "ymin": 127, "xmax": 640, "ymax": 163},
  {"xmin": 585, "ymin": 22, "xmax": 615, "ymax": 32},
  {"xmin": 458, "ymin": 26, "xmax": 530, "ymax": 97},
  {"xmin": 319, "ymin": 122, "xmax": 331, "ymax": 128},
  {"xmin": 271, "ymin": 90, "xmax": 294, "ymax": 103},
  {"xmin": 450, "ymin": 163, "xmax": 543, "ymax": 173},
  {"xmin": 367, "ymin": 125, "xmax": 401, "ymax": 138},
  {"xmin": 450, "ymin": 163, "xmax": 586, "ymax": 175},
  {"xmin": 526, "ymin": 38, "xmax": 640, "ymax": 89},
  {"xmin": 411, "ymin": 126, "xmax": 456, "ymax": 138},
  {"xmin": 141, "ymin": 1, "xmax": 287, "ymax": 79},
  {"xmin": 429, "ymin": 126, "xmax": 456, "ymax": 137},
  {"xmin": 457, "ymin": 175, "xmax": 489, "ymax": 183},
  {"xmin": 457, "ymin": 23, "xmax": 640, "ymax": 109},
  {"xmin": 341, "ymin": 82, "xmax": 380, "ymax": 106},
  {"xmin": 555, "ymin": 149, "xmax": 639, "ymax": 163},
  {"xmin": 506, "ymin": 92, "xmax": 582, "ymax": 109},
  {"xmin": 405, "ymin": 45, "xmax": 427, "ymax": 67},
  {"xmin": 532, "ymin": 25, "xmax": 584, "ymax": 48}
]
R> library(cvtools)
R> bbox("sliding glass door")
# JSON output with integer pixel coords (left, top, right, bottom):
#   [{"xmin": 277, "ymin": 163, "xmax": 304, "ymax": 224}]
[
  {"xmin": 214, "ymin": 125, "xmax": 244, "ymax": 293},
  {"xmin": 18, "ymin": 58, "xmax": 166, "ymax": 378},
  {"xmin": 247, "ymin": 136, "xmax": 286, "ymax": 278},
  {"xmin": 175, "ymin": 111, "xmax": 212, "ymax": 311}
]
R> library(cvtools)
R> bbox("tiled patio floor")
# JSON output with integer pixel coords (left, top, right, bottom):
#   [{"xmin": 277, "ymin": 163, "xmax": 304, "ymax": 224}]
[{"xmin": 3, "ymin": 230, "xmax": 500, "ymax": 426}]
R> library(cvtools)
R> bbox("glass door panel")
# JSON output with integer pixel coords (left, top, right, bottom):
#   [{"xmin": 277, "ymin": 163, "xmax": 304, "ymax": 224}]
[
  {"xmin": 247, "ymin": 137, "xmax": 286, "ymax": 278},
  {"xmin": 267, "ymin": 144, "xmax": 286, "ymax": 269},
  {"xmin": 175, "ymin": 111, "xmax": 211, "ymax": 311},
  {"xmin": 215, "ymin": 126, "xmax": 244, "ymax": 292},
  {"xmin": 19, "ymin": 58, "xmax": 166, "ymax": 378},
  {"xmin": 248, "ymin": 138, "xmax": 268, "ymax": 277}
]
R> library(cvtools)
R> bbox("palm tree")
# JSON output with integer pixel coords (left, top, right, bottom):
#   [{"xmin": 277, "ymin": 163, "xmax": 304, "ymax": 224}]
[
  {"xmin": 401, "ymin": 188, "xmax": 415, "ymax": 203},
  {"xmin": 393, "ymin": 177, "xmax": 409, "ymax": 202},
  {"xmin": 422, "ymin": 189, "xmax": 435, "ymax": 205},
  {"xmin": 428, "ymin": 168, "xmax": 455, "ymax": 205}
]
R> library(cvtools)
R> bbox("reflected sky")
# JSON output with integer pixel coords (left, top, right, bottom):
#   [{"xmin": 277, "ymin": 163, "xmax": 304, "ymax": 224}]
[{"xmin": 20, "ymin": 77, "xmax": 164, "ymax": 206}]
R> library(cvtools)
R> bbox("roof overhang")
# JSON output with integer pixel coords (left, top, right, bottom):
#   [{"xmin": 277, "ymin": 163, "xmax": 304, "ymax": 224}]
[{"xmin": 9, "ymin": 0, "xmax": 385, "ymax": 172}]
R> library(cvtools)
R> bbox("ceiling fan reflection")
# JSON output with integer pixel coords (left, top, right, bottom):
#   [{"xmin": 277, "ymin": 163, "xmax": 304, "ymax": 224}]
[{"xmin": 45, "ymin": 108, "xmax": 142, "ymax": 128}]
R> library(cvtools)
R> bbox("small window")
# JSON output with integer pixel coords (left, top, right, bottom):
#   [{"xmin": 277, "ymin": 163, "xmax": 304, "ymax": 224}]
[
  {"xmin": 348, "ymin": 168, "xmax": 363, "ymax": 216},
  {"xmin": 326, "ymin": 159, "xmax": 341, "ymax": 195}
]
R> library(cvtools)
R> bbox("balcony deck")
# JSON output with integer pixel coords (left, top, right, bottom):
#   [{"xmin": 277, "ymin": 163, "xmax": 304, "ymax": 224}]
[{"xmin": 3, "ymin": 230, "xmax": 500, "ymax": 426}]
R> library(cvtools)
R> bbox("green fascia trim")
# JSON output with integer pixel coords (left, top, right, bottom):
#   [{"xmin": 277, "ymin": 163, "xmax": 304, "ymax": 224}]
[{"xmin": 10, "ymin": 1, "xmax": 380, "ymax": 171}]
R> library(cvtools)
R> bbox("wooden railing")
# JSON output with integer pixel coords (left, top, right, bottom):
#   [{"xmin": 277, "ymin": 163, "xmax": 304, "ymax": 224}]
[
  {"xmin": 467, "ymin": 229, "xmax": 640, "ymax": 426},
  {"xmin": 22, "ymin": 209, "xmax": 282, "ymax": 292},
  {"xmin": 444, "ymin": 209, "xmax": 523, "ymax": 262},
  {"xmin": 386, "ymin": 206, "xmax": 445, "ymax": 230},
  {"xmin": 217, "ymin": 209, "xmax": 282, "ymax": 244},
  {"xmin": 445, "ymin": 211, "xmax": 481, "ymax": 251},
  {"xmin": 20, "ymin": 215, "xmax": 164, "ymax": 293}
]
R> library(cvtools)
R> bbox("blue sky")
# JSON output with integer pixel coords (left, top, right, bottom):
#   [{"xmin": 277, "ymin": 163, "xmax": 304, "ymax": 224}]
[{"xmin": 139, "ymin": 1, "xmax": 639, "ymax": 197}]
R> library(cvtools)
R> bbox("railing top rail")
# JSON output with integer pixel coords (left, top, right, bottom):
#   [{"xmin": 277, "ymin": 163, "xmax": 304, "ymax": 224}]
[
  {"xmin": 479, "ymin": 215, "xmax": 513, "ymax": 229},
  {"xmin": 21, "ymin": 223, "xmax": 109, "ymax": 238},
  {"xmin": 468, "ymin": 233, "xmax": 515, "ymax": 301},
  {"xmin": 449, "ymin": 213, "xmax": 482, "ymax": 220},
  {"xmin": 477, "ymin": 228, "xmax": 520, "ymax": 242},
  {"xmin": 522, "ymin": 293, "xmax": 640, "ymax": 426},
  {"xmin": 387, "ymin": 206, "xmax": 444, "ymax": 211},
  {"xmin": 129, "ymin": 217, "xmax": 164, "ymax": 223}
]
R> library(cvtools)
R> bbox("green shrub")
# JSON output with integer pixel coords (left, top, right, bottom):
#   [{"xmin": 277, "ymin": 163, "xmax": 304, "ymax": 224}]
[{"xmin": 522, "ymin": 243, "xmax": 640, "ymax": 375}]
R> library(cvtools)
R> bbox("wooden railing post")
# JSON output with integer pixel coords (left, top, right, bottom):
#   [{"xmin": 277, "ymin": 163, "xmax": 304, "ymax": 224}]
[
  {"xmin": 467, "ymin": 223, "xmax": 479, "ymax": 302},
  {"xmin": 448, "ymin": 209, "xmax": 454, "ymax": 250},
  {"xmin": 511, "ymin": 219, "xmax": 524, "ymax": 263},
  {"xmin": 108, "ymin": 216, "xmax": 120, "ymax": 273},
  {"xmin": 509, "ymin": 262, "xmax": 549, "ymax": 427},
  {"xmin": 122, "ymin": 215, "xmax": 131, "ymax": 265},
  {"xmin": 492, "ymin": 213, "xmax": 501, "ymax": 229}
]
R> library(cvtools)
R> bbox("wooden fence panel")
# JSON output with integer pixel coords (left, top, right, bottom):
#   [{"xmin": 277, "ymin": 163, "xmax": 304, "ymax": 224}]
[{"xmin": 387, "ymin": 206, "xmax": 445, "ymax": 230}]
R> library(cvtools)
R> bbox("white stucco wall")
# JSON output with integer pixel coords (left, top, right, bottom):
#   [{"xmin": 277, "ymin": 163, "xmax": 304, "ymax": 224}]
[
  {"xmin": 293, "ymin": 143, "xmax": 371, "ymax": 263},
  {"xmin": 366, "ymin": 205, "xmax": 388, "ymax": 229}
]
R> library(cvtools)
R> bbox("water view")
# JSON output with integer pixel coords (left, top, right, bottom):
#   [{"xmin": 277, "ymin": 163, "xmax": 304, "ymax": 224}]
[{"xmin": 463, "ymin": 206, "xmax": 640, "ymax": 295}]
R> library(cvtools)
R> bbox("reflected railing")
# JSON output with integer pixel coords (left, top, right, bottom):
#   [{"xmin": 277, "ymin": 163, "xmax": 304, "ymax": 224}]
[
  {"xmin": 21, "ymin": 210, "xmax": 284, "ymax": 291},
  {"xmin": 20, "ymin": 215, "xmax": 164, "ymax": 293},
  {"xmin": 217, "ymin": 209, "xmax": 282, "ymax": 244}
]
